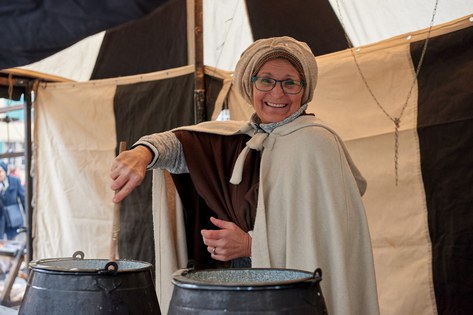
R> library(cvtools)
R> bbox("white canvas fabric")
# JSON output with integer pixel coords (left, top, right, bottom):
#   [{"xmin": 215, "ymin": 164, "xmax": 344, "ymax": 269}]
[
  {"xmin": 20, "ymin": 32, "xmax": 105, "ymax": 82},
  {"xmin": 33, "ymin": 65, "xmax": 195, "ymax": 259},
  {"xmin": 33, "ymin": 81, "xmax": 117, "ymax": 259}
]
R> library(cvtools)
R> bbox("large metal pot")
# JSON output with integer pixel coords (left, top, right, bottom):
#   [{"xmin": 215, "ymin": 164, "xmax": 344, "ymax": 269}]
[
  {"xmin": 18, "ymin": 251, "xmax": 161, "ymax": 315},
  {"xmin": 169, "ymin": 267, "xmax": 328, "ymax": 315}
]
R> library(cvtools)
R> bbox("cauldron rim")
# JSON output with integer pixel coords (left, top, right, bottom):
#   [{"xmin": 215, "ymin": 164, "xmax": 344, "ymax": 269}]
[
  {"xmin": 29, "ymin": 257, "xmax": 153, "ymax": 274},
  {"xmin": 171, "ymin": 267, "xmax": 322, "ymax": 291}
]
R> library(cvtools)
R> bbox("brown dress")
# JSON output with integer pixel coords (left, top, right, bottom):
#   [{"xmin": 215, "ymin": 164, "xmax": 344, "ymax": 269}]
[{"xmin": 171, "ymin": 130, "xmax": 260, "ymax": 269}]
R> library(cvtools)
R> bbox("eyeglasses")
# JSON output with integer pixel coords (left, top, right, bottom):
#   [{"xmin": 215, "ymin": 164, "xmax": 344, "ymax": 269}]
[{"xmin": 252, "ymin": 76, "xmax": 305, "ymax": 94}]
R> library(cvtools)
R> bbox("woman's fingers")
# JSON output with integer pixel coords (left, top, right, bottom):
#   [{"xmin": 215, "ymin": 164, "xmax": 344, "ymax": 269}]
[
  {"xmin": 113, "ymin": 181, "xmax": 134, "ymax": 203},
  {"xmin": 111, "ymin": 170, "xmax": 145, "ymax": 203},
  {"xmin": 110, "ymin": 147, "xmax": 150, "ymax": 203},
  {"xmin": 209, "ymin": 216, "xmax": 234, "ymax": 229},
  {"xmin": 201, "ymin": 217, "xmax": 251, "ymax": 261}
]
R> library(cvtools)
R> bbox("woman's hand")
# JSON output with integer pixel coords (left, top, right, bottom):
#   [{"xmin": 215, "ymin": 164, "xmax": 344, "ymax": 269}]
[
  {"xmin": 110, "ymin": 145, "xmax": 152, "ymax": 203},
  {"xmin": 201, "ymin": 217, "xmax": 252, "ymax": 261}
]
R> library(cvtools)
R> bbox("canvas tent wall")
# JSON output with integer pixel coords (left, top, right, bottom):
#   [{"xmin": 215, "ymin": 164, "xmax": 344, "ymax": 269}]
[{"xmin": 1, "ymin": 1, "xmax": 473, "ymax": 315}]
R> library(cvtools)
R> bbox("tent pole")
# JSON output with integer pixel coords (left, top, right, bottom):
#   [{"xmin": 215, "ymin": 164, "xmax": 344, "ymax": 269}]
[
  {"xmin": 24, "ymin": 81, "xmax": 34, "ymax": 263},
  {"xmin": 193, "ymin": 0, "xmax": 206, "ymax": 124}
]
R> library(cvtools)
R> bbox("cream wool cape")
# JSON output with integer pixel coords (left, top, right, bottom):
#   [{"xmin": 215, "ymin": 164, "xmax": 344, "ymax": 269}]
[{"xmin": 152, "ymin": 115, "xmax": 380, "ymax": 315}]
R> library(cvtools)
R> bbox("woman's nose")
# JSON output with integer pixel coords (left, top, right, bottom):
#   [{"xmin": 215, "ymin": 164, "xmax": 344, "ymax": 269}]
[{"xmin": 271, "ymin": 82, "xmax": 286, "ymax": 96}]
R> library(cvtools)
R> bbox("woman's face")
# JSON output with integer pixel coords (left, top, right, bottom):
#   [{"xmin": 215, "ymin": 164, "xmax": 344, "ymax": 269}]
[
  {"xmin": 252, "ymin": 58, "xmax": 304, "ymax": 123},
  {"xmin": 0, "ymin": 168, "xmax": 6, "ymax": 182}
]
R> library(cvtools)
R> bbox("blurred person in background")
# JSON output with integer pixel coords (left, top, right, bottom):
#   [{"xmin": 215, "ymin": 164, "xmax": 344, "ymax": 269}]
[{"xmin": 0, "ymin": 161, "xmax": 25, "ymax": 240}]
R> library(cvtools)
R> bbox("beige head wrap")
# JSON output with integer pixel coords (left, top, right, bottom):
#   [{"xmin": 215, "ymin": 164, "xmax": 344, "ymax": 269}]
[{"xmin": 233, "ymin": 36, "xmax": 318, "ymax": 106}]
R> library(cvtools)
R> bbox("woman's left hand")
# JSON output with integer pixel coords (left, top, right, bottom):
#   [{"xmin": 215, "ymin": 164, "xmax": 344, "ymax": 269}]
[{"xmin": 201, "ymin": 217, "xmax": 252, "ymax": 261}]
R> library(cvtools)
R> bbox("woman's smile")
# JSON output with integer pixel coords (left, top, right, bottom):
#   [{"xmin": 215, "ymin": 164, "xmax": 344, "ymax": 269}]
[{"xmin": 265, "ymin": 101, "xmax": 287, "ymax": 108}]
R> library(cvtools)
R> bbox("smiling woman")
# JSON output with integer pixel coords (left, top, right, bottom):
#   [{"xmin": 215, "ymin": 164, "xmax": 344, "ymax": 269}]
[
  {"xmin": 250, "ymin": 59, "xmax": 304, "ymax": 123},
  {"xmin": 110, "ymin": 36, "xmax": 380, "ymax": 315}
]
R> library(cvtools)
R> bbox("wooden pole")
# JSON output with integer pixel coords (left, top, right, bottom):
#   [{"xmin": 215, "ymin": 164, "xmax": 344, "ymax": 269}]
[
  {"xmin": 194, "ymin": 0, "xmax": 206, "ymax": 124},
  {"xmin": 110, "ymin": 141, "xmax": 127, "ymax": 261}
]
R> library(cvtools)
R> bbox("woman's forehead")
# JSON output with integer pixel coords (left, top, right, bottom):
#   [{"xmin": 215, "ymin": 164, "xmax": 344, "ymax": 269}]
[{"xmin": 257, "ymin": 59, "xmax": 301, "ymax": 77}]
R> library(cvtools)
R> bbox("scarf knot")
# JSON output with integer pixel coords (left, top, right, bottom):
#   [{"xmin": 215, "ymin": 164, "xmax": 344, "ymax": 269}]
[
  {"xmin": 230, "ymin": 132, "xmax": 268, "ymax": 185},
  {"xmin": 230, "ymin": 104, "xmax": 308, "ymax": 185}
]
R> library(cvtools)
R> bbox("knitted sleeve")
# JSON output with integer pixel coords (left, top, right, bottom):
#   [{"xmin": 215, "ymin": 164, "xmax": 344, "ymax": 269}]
[{"xmin": 134, "ymin": 131, "xmax": 189, "ymax": 174}]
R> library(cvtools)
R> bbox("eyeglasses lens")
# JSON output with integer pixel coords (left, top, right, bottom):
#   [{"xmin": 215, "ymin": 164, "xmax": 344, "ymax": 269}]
[{"xmin": 253, "ymin": 77, "xmax": 303, "ymax": 94}]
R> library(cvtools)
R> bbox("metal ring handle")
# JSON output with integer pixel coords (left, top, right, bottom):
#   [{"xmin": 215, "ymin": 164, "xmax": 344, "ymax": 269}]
[
  {"xmin": 72, "ymin": 251, "xmax": 85, "ymax": 260},
  {"xmin": 102, "ymin": 261, "xmax": 119, "ymax": 274}
]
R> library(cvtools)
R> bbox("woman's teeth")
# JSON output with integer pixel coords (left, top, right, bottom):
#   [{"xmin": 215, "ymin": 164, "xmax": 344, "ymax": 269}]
[{"xmin": 266, "ymin": 102, "xmax": 286, "ymax": 108}]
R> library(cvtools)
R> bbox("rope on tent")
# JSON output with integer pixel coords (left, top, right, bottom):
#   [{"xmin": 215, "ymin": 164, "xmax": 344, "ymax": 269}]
[{"xmin": 335, "ymin": 0, "xmax": 440, "ymax": 185}]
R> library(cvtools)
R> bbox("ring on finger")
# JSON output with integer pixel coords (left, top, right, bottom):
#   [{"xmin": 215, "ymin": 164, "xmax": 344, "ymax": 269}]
[{"xmin": 212, "ymin": 247, "xmax": 216, "ymax": 254}]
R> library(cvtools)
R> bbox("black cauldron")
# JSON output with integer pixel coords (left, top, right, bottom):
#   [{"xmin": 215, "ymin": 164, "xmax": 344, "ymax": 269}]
[
  {"xmin": 168, "ymin": 267, "xmax": 328, "ymax": 315},
  {"xmin": 18, "ymin": 251, "xmax": 160, "ymax": 315}
]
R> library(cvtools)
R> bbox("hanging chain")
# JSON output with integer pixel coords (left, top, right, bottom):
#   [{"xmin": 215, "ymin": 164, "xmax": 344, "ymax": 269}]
[{"xmin": 335, "ymin": 0, "xmax": 439, "ymax": 185}]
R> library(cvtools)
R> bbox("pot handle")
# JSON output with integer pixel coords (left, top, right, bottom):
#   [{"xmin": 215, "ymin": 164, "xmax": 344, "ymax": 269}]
[
  {"xmin": 312, "ymin": 268, "xmax": 322, "ymax": 282},
  {"xmin": 72, "ymin": 251, "xmax": 85, "ymax": 260},
  {"xmin": 98, "ymin": 261, "xmax": 119, "ymax": 275},
  {"xmin": 311, "ymin": 268, "xmax": 329, "ymax": 315}
]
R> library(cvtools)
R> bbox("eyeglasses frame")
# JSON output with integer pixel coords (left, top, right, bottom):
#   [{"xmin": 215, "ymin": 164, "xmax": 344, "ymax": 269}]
[{"xmin": 251, "ymin": 76, "xmax": 305, "ymax": 95}]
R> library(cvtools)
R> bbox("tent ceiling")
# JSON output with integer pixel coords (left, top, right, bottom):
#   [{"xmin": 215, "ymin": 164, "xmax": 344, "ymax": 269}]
[
  {"xmin": 0, "ymin": 0, "xmax": 169, "ymax": 69},
  {"xmin": 1, "ymin": 0, "xmax": 472, "ymax": 81}
]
